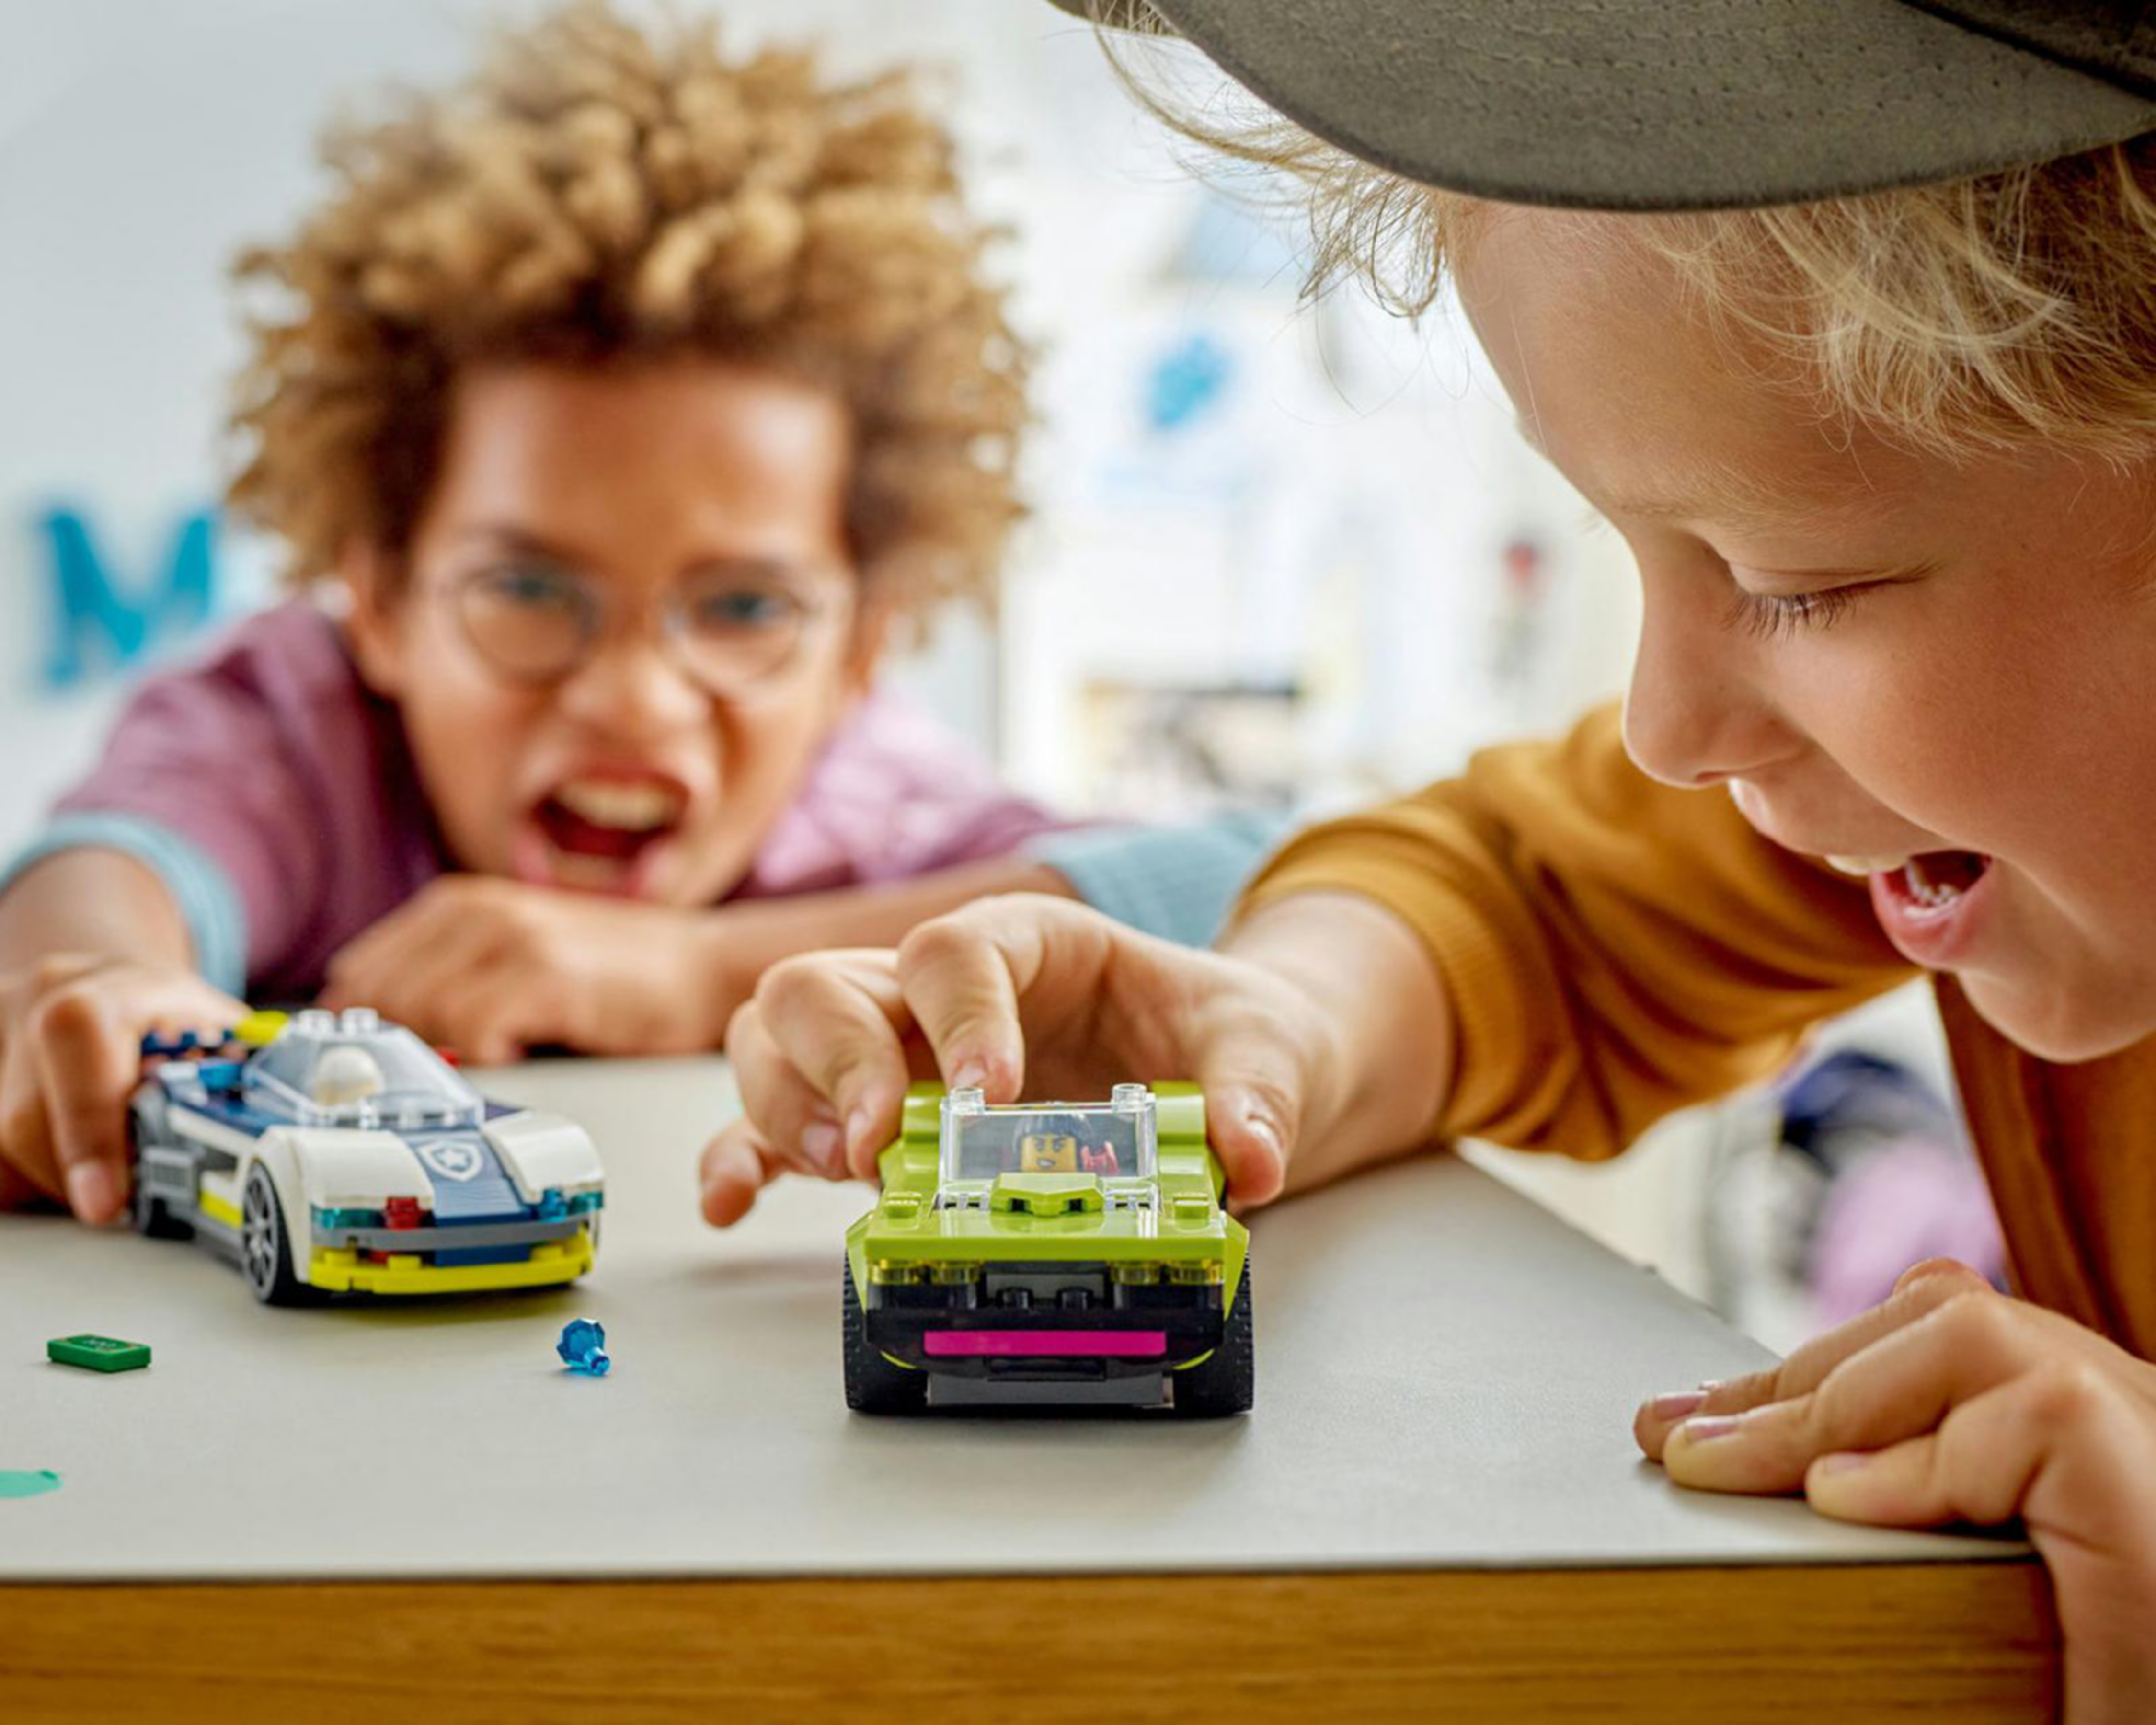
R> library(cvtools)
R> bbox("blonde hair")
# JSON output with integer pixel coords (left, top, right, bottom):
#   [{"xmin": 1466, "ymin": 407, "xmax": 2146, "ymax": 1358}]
[
  {"xmin": 229, "ymin": 0, "xmax": 1028, "ymax": 618},
  {"xmin": 1106, "ymin": 13, "xmax": 2156, "ymax": 463}
]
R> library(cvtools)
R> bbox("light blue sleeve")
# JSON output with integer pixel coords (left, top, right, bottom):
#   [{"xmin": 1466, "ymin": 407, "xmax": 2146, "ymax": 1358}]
[
  {"xmin": 1026, "ymin": 810, "xmax": 1297, "ymax": 948},
  {"xmin": 0, "ymin": 812, "xmax": 249, "ymax": 998}
]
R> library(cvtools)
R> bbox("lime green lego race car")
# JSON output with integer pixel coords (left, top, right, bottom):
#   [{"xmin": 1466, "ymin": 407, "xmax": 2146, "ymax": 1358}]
[{"xmin": 842, "ymin": 1082, "xmax": 1253, "ymax": 1415}]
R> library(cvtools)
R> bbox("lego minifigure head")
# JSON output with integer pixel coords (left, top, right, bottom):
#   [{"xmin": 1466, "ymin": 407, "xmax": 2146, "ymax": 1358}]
[
  {"xmin": 311, "ymin": 1045, "xmax": 386, "ymax": 1107},
  {"xmin": 1017, "ymin": 1133, "xmax": 1079, "ymax": 1174}
]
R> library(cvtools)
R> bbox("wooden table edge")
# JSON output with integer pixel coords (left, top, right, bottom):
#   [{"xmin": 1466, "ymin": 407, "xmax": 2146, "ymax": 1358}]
[{"xmin": 1, "ymin": 1555, "xmax": 2057, "ymax": 1722}]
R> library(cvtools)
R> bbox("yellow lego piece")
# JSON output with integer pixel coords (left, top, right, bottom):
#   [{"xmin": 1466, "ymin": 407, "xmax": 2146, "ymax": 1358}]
[
  {"xmin": 1017, "ymin": 1132, "xmax": 1078, "ymax": 1173},
  {"xmin": 198, "ymin": 1191, "xmax": 243, "ymax": 1230},
  {"xmin": 232, "ymin": 1009, "xmax": 290, "ymax": 1048},
  {"xmin": 307, "ymin": 1230, "xmax": 594, "ymax": 1295}
]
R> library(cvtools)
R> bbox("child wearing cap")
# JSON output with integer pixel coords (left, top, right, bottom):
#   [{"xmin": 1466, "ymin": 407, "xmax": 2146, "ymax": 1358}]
[
  {"xmin": 0, "ymin": 3, "xmax": 1272, "ymax": 1226},
  {"xmin": 708, "ymin": 3, "xmax": 2156, "ymax": 1713}
]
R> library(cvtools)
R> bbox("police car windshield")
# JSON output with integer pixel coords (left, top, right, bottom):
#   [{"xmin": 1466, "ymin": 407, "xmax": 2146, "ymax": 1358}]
[{"xmin": 247, "ymin": 1013, "xmax": 483, "ymax": 1128}]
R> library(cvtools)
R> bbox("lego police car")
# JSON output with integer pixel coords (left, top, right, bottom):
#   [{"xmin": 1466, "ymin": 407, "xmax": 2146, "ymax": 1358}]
[
  {"xmin": 129, "ymin": 1007, "xmax": 604, "ymax": 1304},
  {"xmin": 842, "ymin": 1082, "xmax": 1254, "ymax": 1415}
]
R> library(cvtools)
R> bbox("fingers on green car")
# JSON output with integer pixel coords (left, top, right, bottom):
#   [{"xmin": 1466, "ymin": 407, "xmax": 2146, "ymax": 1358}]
[{"xmin": 842, "ymin": 1082, "xmax": 1254, "ymax": 1415}]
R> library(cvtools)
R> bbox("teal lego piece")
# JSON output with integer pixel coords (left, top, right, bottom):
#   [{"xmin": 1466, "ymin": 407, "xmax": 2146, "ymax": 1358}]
[
  {"xmin": 556, "ymin": 1318, "xmax": 611, "ymax": 1376},
  {"xmin": 0, "ymin": 1470, "xmax": 63, "ymax": 1499},
  {"xmin": 46, "ymin": 1334, "xmax": 152, "ymax": 1373}
]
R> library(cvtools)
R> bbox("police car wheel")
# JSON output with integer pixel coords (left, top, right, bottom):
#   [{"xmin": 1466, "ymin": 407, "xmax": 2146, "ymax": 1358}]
[{"xmin": 241, "ymin": 1165, "xmax": 321, "ymax": 1306}]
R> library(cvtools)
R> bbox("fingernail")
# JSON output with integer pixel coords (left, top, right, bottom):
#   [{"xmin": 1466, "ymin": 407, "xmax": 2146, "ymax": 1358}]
[
  {"xmin": 1816, "ymin": 1451, "xmax": 1872, "ymax": 1475},
  {"xmin": 1246, "ymin": 1114, "xmax": 1283, "ymax": 1160},
  {"xmin": 1697, "ymin": 1378, "xmax": 1728, "ymax": 1393},
  {"xmin": 1648, "ymin": 1390, "xmax": 1709, "ymax": 1423},
  {"xmin": 947, "ymin": 1058, "xmax": 989, "ymax": 1093},
  {"xmin": 1674, "ymin": 1414, "xmax": 1744, "ymax": 1445},
  {"xmin": 800, "ymin": 1121, "xmax": 844, "ymax": 1177},
  {"xmin": 66, "ymin": 1162, "xmax": 116, "ymax": 1223},
  {"xmin": 845, "ymin": 1107, "xmax": 876, "ymax": 1162}
]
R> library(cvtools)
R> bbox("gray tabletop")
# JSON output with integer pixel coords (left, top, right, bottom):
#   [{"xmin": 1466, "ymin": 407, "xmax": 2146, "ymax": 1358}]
[{"xmin": 0, "ymin": 1056, "xmax": 2018, "ymax": 1582}]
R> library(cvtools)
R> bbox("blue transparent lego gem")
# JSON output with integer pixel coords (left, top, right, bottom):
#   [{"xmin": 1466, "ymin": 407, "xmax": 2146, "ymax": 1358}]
[
  {"xmin": 556, "ymin": 1318, "xmax": 610, "ymax": 1377},
  {"xmin": 536, "ymin": 1189, "xmax": 568, "ymax": 1220}
]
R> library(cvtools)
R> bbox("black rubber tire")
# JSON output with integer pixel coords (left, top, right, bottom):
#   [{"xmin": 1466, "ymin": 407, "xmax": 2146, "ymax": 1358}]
[
  {"xmin": 843, "ymin": 1259, "xmax": 928, "ymax": 1414},
  {"xmin": 1172, "ymin": 1257, "xmax": 1256, "ymax": 1417},
  {"xmin": 241, "ymin": 1163, "xmax": 325, "ymax": 1307}
]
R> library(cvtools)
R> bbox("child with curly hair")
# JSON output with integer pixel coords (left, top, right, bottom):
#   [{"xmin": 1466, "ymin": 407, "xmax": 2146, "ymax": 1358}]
[
  {"xmin": 0, "ymin": 2, "xmax": 1269, "ymax": 1225},
  {"xmin": 708, "ymin": 5, "xmax": 2156, "ymax": 1714}
]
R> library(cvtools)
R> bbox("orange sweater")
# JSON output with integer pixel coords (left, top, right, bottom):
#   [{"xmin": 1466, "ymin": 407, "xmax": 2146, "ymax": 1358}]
[{"xmin": 1242, "ymin": 702, "xmax": 2156, "ymax": 1358}]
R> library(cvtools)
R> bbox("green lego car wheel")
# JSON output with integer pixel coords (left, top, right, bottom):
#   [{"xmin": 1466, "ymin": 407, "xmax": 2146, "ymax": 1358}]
[
  {"xmin": 842, "ymin": 1259, "xmax": 928, "ymax": 1415},
  {"xmin": 1171, "ymin": 1254, "xmax": 1255, "ymax": 1417}
]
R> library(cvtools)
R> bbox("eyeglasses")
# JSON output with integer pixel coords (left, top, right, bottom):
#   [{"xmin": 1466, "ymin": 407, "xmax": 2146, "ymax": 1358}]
[{"xmin": 441, "ymin": 558, "xmax": 850, "ymax": 697}]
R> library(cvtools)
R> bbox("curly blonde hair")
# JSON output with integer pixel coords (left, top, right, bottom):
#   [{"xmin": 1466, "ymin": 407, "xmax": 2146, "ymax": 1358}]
[
  {"xmin": 229, "ymin": 0, "xmax": 1028, "ymax": 618},
  {"xmin": 1104, "ymin": 11, "xmax": 2156, "ymax": 465}
]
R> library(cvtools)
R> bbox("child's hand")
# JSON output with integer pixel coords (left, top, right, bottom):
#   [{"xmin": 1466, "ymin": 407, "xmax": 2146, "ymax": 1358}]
[
  {"xmin": 1636, "ymin": 1259, "xmax": 2156, "ymax": 1722},
  {"xmin": 0, "ymin": 955, "xmax": 244, "ymax": 1222},
  {"xmin": 699, "ymin": 892, "xmax": 1377, "ymax": 1226},
  {"xmin": 321, "ymin": 877, "xmax": 738, "ymax": 1065}
]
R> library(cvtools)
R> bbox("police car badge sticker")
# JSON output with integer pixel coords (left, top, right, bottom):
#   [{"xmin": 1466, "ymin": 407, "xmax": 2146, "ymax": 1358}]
[{"xmin": 417, "ymin": 1138, "xmax": 483, "ymax": 1183}]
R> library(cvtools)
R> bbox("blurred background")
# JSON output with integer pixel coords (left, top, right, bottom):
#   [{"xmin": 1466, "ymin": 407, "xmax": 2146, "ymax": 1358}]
[{"xmin": 0, "ymin": 0, "xmax": 1990, "ymax": 1347}]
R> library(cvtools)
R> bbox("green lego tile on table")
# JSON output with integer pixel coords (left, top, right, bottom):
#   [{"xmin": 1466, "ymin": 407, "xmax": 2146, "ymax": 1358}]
[{"xmin": 46, "ymin": 1333, "xmax": 152, "ymax": 1373}]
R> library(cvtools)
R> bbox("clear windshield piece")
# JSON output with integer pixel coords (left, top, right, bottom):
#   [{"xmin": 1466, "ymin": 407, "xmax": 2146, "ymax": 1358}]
[
  {"xmin": 938, "ymin": 1083, "xmax": 1157, "ymax": 1187},
  {"xmin": 245, "ymin": 1007, "xmax": 484, "ymax": 1129}
]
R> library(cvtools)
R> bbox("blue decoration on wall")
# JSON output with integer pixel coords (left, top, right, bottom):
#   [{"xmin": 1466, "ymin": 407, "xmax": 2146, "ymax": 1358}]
[
  {"xmin": 39, "ymin": 505, "xmax": 218, "ymax": 688},
  {"xmin": 1145, "ymin": 334, "xmax": 1234, "ymax": 435}
]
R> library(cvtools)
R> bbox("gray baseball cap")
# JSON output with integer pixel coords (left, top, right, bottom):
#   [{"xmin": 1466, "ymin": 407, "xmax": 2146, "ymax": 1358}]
[{"xmin": 1045, "ymin": 1, "xmax": 2156, "ymax": 210}]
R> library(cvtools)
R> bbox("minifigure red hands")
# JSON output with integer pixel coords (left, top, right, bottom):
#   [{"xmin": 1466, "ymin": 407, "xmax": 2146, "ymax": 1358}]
[
  {"xmin": 0, "ymin": 955, "xmax": 243, "ymax": 1222},
  {"xmin": 1636, "ymin": 1259, "xmax": 2156, "ymax": 1724},
  {"xmin": 321, "ymin": 875, "xmax": 741, "ymax": 1065},
  {"xmin": 699, "ymin": 893, "xmax": 1342, "ymax": 1227}
]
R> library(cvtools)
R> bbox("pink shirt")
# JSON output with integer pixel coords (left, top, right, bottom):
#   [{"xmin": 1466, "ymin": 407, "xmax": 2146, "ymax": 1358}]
[{"xmin": 37, "ymin": 601, "xmax": 1075, "ymax": 999}]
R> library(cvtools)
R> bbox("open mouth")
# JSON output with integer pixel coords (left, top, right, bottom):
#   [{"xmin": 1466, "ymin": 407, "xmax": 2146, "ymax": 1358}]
[
  {"xmin": 1892, "ymin": 850, "xmax": 1991, "ymax": 910},
  {"xmin": 1825, "ymin": 848, "xmax": 1992, "ymax": 908},
  {"xmin": 522, "ymin": 776, "xmax": 687, "ymax": 893},
  {"xmin": 1846, "ymin": 848, "xmax": 1997, "ymax": 967}
]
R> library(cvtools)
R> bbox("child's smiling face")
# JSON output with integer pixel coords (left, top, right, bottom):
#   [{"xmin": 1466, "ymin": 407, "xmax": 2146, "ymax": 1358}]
[
  {"xmin": 1457, "ymin": 207, "xmax": 2156, "ymax": 1061},
  {"xmin": 346, "ymin": 359, "xmax": 877, "ymax": 910}
]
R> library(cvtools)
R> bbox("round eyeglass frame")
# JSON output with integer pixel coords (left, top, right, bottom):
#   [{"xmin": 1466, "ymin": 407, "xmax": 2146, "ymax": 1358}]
[{"xmin": 437, "ymin": 562, "xmax": 855, "ymax": 699}]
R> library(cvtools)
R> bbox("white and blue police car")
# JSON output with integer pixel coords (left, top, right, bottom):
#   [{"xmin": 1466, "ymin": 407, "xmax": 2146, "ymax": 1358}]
[{"xmin": 129, "ymin": 1007, "xmax": 604, "ymax": 1304}]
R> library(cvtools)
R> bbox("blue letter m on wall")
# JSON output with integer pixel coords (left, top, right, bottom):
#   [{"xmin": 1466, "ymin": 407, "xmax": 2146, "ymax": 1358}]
[{"xmin": 40, "ymin": 506, "xmax": 218, "ymax": 688}]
